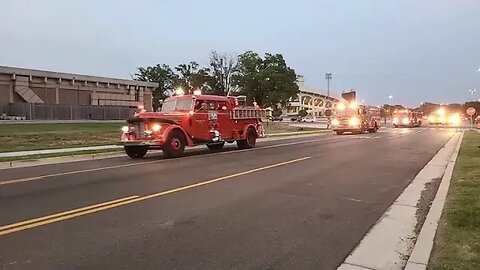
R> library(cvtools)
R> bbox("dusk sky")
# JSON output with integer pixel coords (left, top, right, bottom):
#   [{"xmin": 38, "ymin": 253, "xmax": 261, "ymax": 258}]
[{"xmin": 1, "ymin": 0, "xmax": 479, "ymax": 106}]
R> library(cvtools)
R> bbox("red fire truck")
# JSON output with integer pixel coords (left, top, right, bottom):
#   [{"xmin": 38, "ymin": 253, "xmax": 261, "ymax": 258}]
[
  {"xmin": 392, "ymin": 109, "xmax": 423, "ymax": 128},
  {"xmin": 119, "ymin": 94, "xmax": 266, "ymax": 158}
]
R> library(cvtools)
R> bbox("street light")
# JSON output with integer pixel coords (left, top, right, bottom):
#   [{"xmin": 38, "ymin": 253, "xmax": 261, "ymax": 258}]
[
  {"xmin": 325, "ymin": 72, "xmax": 332, "ymax": 97},
  {"xmin": 468, "ymin": 88, "xmax": 476, "ymax": 96},
  {"xmin": 388, "ymin": 95, "xmax": 393, "ymax": 104}
]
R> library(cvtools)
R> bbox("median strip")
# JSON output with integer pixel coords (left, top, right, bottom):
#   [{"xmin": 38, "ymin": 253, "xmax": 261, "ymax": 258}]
[{"xmin": 0, "ymin": 156, "xmax": 310, "ymax": 236}]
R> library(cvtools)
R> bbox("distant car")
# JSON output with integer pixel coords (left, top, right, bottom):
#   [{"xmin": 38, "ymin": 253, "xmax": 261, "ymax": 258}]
[
  {"xmin": 301, "ymin": 117, "xmax": 315, "ymax": 122},
  {"xmin": 290, "ymin": 116, "xmax": 301, "ymax": 122},
  {"xmin": 270, "ymin": 116, "xmax": 283, "ymax": 122}
]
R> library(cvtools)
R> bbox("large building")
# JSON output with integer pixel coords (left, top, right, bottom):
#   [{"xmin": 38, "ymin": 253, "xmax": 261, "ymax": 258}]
[
  {"xmin": 284, "ymin": 76, "xmax": 339, "ymax": 117},
  {"xmin": 0, "ymin": 66, "xmax": 158, "ymax": 120}
]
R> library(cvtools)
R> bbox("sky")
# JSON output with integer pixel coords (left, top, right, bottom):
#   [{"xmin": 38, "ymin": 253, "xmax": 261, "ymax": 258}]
[{"xmin": 1, "ymin": 0, "xmax": 479, "ymax": 106}]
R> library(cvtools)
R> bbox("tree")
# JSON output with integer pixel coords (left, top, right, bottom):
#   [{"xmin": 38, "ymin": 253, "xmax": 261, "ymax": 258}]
[
  {"xmin": 174, "ymin": 62, "xmax": 213, "ymax": 93},
  {"xmin": 233, "ymin": 51, "xmax": 299, "ymax": 107},
  {"xmin": 134, "ymin": 64, "xmax": 177, "ymax": 110},
  {"xmin": 272, "ymin": 108, "xmax": 283, "ymax": 117},
  {"xmin": 206, "ymin": 51, "xmax": 239, "ymax": 96},
  {"xmin": 298, "ymin": 109, "xmax": 308, "ymax": 117}
]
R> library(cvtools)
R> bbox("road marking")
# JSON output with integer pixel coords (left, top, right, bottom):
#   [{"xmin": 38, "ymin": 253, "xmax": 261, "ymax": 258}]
[
  {"xmin": 0, "ymin": 196, "xmax": 139, "ymax": 232},
  {"xmin": 0, "ymin": 157, "xmax": 310, "ymax": 236},
  {"xmin": 386, "ymin": 129, "xmax": 424, "ymax": 140},
  {"xmin": 0, "ymin": 136, "xmax": 338, "ymax": 186}
]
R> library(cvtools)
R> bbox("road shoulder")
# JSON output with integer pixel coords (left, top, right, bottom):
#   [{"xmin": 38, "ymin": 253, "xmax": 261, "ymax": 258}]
[{"xmin": 337, "ymin": 131, "xmax": 463, "ymax": 270}]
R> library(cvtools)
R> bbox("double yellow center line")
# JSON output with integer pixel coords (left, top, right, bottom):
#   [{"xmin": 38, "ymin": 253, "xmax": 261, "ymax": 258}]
[{"xmin": 0, "ymin": 157, "xmax": 310, "ymax": 236}]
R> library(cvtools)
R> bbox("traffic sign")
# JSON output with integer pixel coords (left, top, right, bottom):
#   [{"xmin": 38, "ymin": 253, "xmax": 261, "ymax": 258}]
[{"xmin": 466, "ymin": 107, "xmax": 476, "ymax": 116}]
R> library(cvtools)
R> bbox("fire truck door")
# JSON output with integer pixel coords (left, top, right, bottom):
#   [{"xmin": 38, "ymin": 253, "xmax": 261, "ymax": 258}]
[
  {"xmin": 190, "ymin": 100, "xmax": 211, "ymax": 140},
  {"xmin": 216, "ymin": 101, "xmax": 232, "ymax": 139}
]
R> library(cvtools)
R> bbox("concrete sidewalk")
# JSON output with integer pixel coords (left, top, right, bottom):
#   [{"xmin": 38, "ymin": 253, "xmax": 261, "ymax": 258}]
[{"xmin": 0, "ymin": 145, "xmax": 122, "ymax": 158}]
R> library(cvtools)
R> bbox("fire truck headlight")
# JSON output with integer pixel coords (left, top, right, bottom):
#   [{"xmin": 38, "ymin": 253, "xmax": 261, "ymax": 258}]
[
  {"xmin": 402, "ymin": 118, "xmax": 409, "ymax": 125},
  {"xmin": 349, "ymin": 117, "xmax": 360, "ymax": 126},
  {"xmin": 449, "ymin": 114, "xmax": 460, "ymax": 125},
  {"xmin": 393, "ymin": 117, "xmax": 399, "ymax": 124},
  {"xmin": 121, "ymin": 126, "xmax": 130, "ymax": 133},
  {"xmin": 331, "ymin": 118, "xmax": 339, "ymax": 126},
  {"xmin": 151, "ymin": 123, "xmax": 161, "ymax": 132}
]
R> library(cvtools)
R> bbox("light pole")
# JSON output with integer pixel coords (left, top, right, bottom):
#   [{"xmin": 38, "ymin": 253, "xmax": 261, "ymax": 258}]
[
  {"xmin": 388, "ymin": 95, "xmax": 393, "ymax": 104},
  {"xmin": 325, "ymin": 72, "xmax": 332, "ymax": 98},
  {"xmin": 468, "ymin": 88, "xmax": 476, "ymax": 98}
]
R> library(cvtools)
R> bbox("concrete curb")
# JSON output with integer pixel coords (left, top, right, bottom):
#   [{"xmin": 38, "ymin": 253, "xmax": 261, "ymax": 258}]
[
  {"xmin": 337, "ymin": 131, "xmax": 462, "ymax": 270},
  {"xmin": 0, "ymin": 132, "xmax": 326, "ymax": 170},
  {"xmin": 404, "ymin": 132, "xmax": 464, "ymax": 270}
]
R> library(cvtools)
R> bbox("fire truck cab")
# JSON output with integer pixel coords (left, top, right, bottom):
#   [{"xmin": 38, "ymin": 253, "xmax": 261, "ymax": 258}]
[
  {"xmin": 330, "ymin": 90, "xmax": 380, "ymax": 135},
  {"xmin": 392, "ymin": 109, "xmax": 423, "ymax": 128},
  {"xmin": 331, "ymin": 102, "xmax": 380, "ymax": 135},
  {"xmin": 119, "ymin": 94, "xmax": 265, "ymax": 158}
]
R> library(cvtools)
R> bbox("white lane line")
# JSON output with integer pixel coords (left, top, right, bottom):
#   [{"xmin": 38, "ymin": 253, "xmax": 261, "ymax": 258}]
[{"xmin": 386, "ymin": 129, "xmax": 425, "ymax": 140}]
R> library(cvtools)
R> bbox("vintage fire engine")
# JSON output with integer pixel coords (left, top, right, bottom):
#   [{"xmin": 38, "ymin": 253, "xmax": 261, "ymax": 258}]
[
  {"xmin": 392, "ymin": 109, "xmax": 423, "ymax": 128},
  {"xmin": 330, "ymin": 90, "xmax": 380, "ymax": 135},
  {"xmin": 119, "ymin": 93, "xmax": 266, "ymax": 158}
]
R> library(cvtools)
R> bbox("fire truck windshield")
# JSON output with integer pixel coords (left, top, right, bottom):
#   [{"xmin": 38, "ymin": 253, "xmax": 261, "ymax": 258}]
[{"xmin": 161, "ymin": 99, "xmax": 193, "ymax": 112}]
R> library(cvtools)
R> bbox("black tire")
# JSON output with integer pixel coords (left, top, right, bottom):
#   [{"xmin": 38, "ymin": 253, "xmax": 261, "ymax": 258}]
[
  {"xmin": 336, "ymin": 131, "xmax": 344, "ymax": 135},
  {"xmin": 393, "ymin": 124, "xmax": 398, "ymax": 128},
  {"xmin": 124, "ymin": 146, "xmax": 148, "ymax": 159},
  {"xmin": 163, "ymin": 130, "xmax": 186, "ymax": 158},
  {"xmin": 206, "ymin": 142, "xmax": 225, "ymax": 150},
  {"xmin": 237, "ymin": 128, "xmax": 257, "ymax": 149}
]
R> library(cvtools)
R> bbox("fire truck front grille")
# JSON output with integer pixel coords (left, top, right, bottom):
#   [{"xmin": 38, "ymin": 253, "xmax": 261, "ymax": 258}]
[{"xmin": 134, "ymin": 122, "xmax": 145, "ymax": 138}]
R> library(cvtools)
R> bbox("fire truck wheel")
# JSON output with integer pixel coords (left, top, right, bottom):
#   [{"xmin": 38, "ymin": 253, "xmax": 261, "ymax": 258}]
[
  {"xmin": 336, "ymin": 131, "xmax": 344, "ymax": 135},
  {"xmin": 163, "ymin": 130, "xmax": 186, "ymax": 158},
  {"xmin": 207, "ymin": 142, "xmax": 225, "ymax": 150},
  {"xmin": 124, "ymin": 146, "xmax": 148, "ymax": 159},
  {"xmin": 237, "ymin": 127, "xmax": 257, "ymax": 149}
]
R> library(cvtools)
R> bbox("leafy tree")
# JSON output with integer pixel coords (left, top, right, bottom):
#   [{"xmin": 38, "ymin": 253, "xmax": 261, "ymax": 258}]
[
  {"xmin": 206, "ymin": 51, "xmax": 239, "ymax": 96},
  {"xmin": 174, "ymin": 61, "xmax": 213, "ymax": 93},
  {"xmin": 134, "ymin": 64, "xmax": 177, "ymax": 110},
  {"xmin": 233, "ymin": 51, "xmax": 299, "ymax": 107},
  {"xmin": 272, "ymin": 108, "xmax": 283, "ymax": 117},
  {"xmin": 298, "ymin": 109, "xmax": 308, "ymax": 117}
]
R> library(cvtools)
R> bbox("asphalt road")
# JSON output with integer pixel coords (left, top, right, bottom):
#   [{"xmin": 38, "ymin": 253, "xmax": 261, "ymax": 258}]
[{"xmin": 0, "ymin": 127, "xmax": 456, "ymax": 270}]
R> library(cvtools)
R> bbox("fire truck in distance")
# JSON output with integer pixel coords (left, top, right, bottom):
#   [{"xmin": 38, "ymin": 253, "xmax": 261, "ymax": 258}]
[
  {"xmin": 392, "ymin": 109, "xmax": 423, "ymax": 128},
  {"xmin": 330, "ymin": 90, "xmax": 380, "ymax": 135},
  {"xmin": 428, "ymin": 107, "xmax": 461, "ymax": 126},
  {"xmin": 119, "ymin": 91, "xmax": 266, "ymax": 158}
]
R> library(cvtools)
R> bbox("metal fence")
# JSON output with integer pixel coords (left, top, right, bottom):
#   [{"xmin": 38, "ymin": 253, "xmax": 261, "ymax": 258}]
[{"xmin": 3, "ymin": 103, "xmax": 136, "ymax": 120}]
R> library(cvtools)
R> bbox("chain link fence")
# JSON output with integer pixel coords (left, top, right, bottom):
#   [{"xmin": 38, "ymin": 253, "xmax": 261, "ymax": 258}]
[{"xmin": 3, "ymin": 103, "xmax": 136, "ymax": 120}]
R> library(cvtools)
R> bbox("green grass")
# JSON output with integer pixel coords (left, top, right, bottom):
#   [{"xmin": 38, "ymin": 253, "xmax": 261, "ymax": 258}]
[
  {"xmin": 429, "ymin": 131, "xmax": 480, "ymax": 270},
  {"xmin": 0, "ymin": 123, "xmax": 124, "ymax": 152}
]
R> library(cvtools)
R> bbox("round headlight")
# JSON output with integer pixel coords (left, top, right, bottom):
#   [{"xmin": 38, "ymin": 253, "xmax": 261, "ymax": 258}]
[
  {"xmin": 349, "ymin": 117, "xmax": 360, "ymax": 126},
  {"xmin": 151, "ymin": 123, "xmax": 161, "ymax": 132},
  {"xmin": 121, "ymin": 126, "xmax": 130, "ymax": 133},
  {"xmin": 331, "ymin": 119, "xmax": 339, "ymax": 126}
]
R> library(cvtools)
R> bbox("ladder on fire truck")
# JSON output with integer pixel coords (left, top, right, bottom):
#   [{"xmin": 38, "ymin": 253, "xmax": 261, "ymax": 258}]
[{"xmin": 230, "ymin": 107, "xmax": 267, "ymax": 120}]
